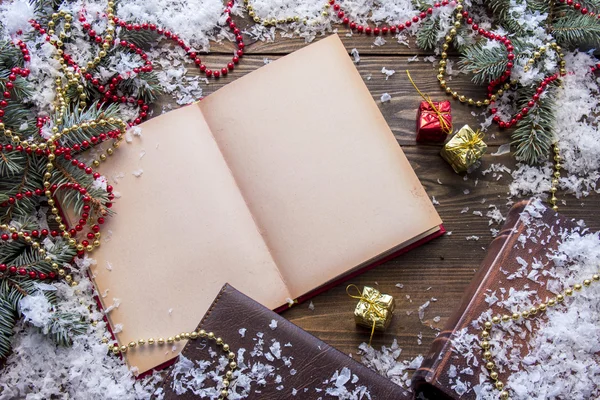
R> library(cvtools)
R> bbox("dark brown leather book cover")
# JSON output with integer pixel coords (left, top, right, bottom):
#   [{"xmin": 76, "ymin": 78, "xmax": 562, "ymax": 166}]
[
  {"xmin": 161, "ymin": 284, "xmax": 410, "ymax": 399},
  {"xmin": 412, "ymin": 199, "xmax": 580, "ymax": 399}
]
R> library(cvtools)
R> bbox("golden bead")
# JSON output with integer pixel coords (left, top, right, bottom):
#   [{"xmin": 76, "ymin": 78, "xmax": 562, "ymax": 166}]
[
  {"xmin": 228, "ymin": 351, "xmax": 236, "ymax": 359},
  {"xmin": 521, "ymin": 310, "xmax": 529, "ymax": 318},
  {"xmin": 502, "ymin": 315, "xmax": 510, "ymax": 322},
  {"xmin": 485, "ymin": 361, "xmax": 495, "ymax": 370},
  {"xmin": 102, "ymin": 337, "xmax": 109, "ymax": 344},
  {"xmin": 492, "ymin": 316, "xmax": 500, "ymax": 324},
  {"xmin": 71, "ymin": 281, "xmax": 78, "ymax": 287},
  {"xmin": 222, "ymin": 379, "xmax": 230, "ymax": 387},
  {"xmin": 452, "ymin": 91, "xmax": 458, "ymax": 99},
  {"xmin": 548, "ymin": 298, "xmax": 556, "ymax": 307},
  {"xmin": 86, "ymin": 245, "xmax": 93, "ymax": 251},
  {"xmin": 583, "ymin": 279, "xmax": 591, "ymax": 286},
  {"xmin": 112, "ymin": 346, "xmax": 120, "ymax": 355},
  {"xmin": 538, "ymin": 303, "xmax": 547, "ymax": 311},
  {"xmin": 129, "ymin": 341, "xmax": 137, "ymax": 348},
  {"xmin": 467, "ymin": 98, "xmax": 474, "ymax": 105},
  {"xmin": 500, "ymin": 391, "xmax": 509, "ymax": 399},
  {"xmin": 440, "ymin": 80, "xmax": 447, "ymax": 88},
  {"xmin": 496, "ymin": 381, "xmax": 504, "ymax": 390},
  {"xmin": 566, "ymin": 288, "xmax": 573, "ymax": 296},
  {"xmin": 120, "ymin": 345, "xmax": 128, "ymax": 353},
  {"xmin": 223, "ymin": 344, "xmax": 230, "ymax": 352},
  {"xmin": 138, "ymin": 339, "xmax": 146, "ymax": 345},
  {"xmin": 445, "ymin": 87, "xmax": 452, "ymax": 94},
  {"xmin": 437, "ymin": 74, "xmax": 444, "ymax": 81},
  {"xmin": 226, "ymin": 371, "xmax": 233, "ymax": 379},
  {"xmin": 106, "ymin": 148, "xmax": 114, "ymax": 155},
  {"xmin": 190, "ymin": 331, "xmax": 198, "ymax": 339},
  {"xmin": 490, "ymin": 371, "xmax": 498, "ymax": 380},
  {"xmin": 441, "ymin": 52, "xmax": 448, "ymax": 59},
  {"xmin": 557, "ymin": 294, "xmax": 565, "ymax": 302},
  {"xmin": 454, "ymin": 21, "xmax": 461, "ymax": 28},
  {"xmin": 445, "ymin": 35, "xmax": 453, "ymax": 42},
  {"xmin": 483, "ymin": 351, "xmax": 492, "ymax": 360},
  {"xmin": 65, "ymin": 275, "xmax": 72, "ymax": 282},
  {"xmin": 455, "ymin": 13, "xmax": 463, "ymax": 20},
  {"xmin": 504, "ymin": 83, "xmax": 510, "ymax": 90},
  {"xmin": 484, "ymin": 321, "xmax": 492, "ymax": 330},
  {"xmin": 93, "ymin": 240, "xmax": 101, "ymax": 247},
  {"xmin": 481, "ymin": 331, "xmax": 490, "ymax": 339},
  {"xmin": 593, "ymin": 274, "xmax": 599, "ymax": 281},
  {"xmin": 207, "ymin": 332, "xmax": 214, "ymax": 339},
  {"xmin": 483, "ymin": 99, "xmax": 490, "ymax": 106},
  {"xmin": 497, "ymin": 89, "xmax": 504, "ymax": 96},
  {"xmin": 175, "ymin": 335, "xmax": 181, "ymax": 342},
  {"xmin": 530, "ymin": 306, "xmax": 537, "ymax": 315},
  {"xmin": 574, "ymin": 283, "xmax": 582, "ymax": 291},
  {"xmin": 220, "ymin": 390, "xmax": 228, "ymax": 398},
  {"xmin": 58, "ymin": 269, "xmax": 65, "ymax": 276},
  {"xmin": 157, "ymin": 338, "xmax": 165, "ymax": 345},
  {"xmin": 229, "ymin": 361, "xmax": 237, "ymax": 369},
  {"xmin": 456, "ymin": 4, "xmax": 463, "ymax": 11},
  {"xmin": 148, "ymin": 338, "xmax": 155, "ymax": 345},
  {"xmin": 216, "ymin": 337, "xmax": 223, "ymax": 345},
  {"xmin": 184, "ymin": 332, "xmax": 190, "ymax": 339},
  {"xmin": 167, "ymin": 337, "xmax": 174, "ymax": 344}
]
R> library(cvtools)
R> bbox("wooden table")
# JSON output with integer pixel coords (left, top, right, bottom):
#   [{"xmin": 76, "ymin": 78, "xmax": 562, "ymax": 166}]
[{"xmin": 157, "ymin": 19, "xmax": 600, "ymax": 387}]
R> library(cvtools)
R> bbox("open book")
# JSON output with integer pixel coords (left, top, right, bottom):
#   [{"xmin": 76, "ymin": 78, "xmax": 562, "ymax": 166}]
[{"xmin": 91, "ymin": 34, "xmax": 443, "ymax": 374}]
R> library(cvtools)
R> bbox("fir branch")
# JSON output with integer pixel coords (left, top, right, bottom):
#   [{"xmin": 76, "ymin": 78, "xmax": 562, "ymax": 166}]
[
  {"xmin": 551, "ymin": 12, "xmax": 600, "ymax": 48},
  {"xmin": 0, "ymin": 42, "xmax": 24, "ymax": 72},
  {"xmin": 0, "ymin": 296, "xmax": 17, "ymax": 358},
  {"xmin": 459, "ymin": 39, "xmax": 527, "ymax": 85},
  {"xmin": 119, "ymin": 28, "xmax": 160, "ymax": 49},
  {"xmin": 416, "ymin": 17, "xmax": 440, "ymax": 51},
  {"xmin": 512, "ymin": 86, "xmax": 557, "ymax": 164},
  {"xmin": 119, "ymin": 72, "xmax": 162, "ymax": 103},
  {"xmin": 46, "ymin": 311, "xmax": 88, "ymax": 347},
  {"xmin": 55, "ymin": 102, "xmax": 123, "ymax": 149},
  {"xmin": 0, "ymin": 151, "xmax": 25, "ymax": 177},
  {"xmin": 0, "ymin": 102, "xmax": 38, "ymax": 137}
]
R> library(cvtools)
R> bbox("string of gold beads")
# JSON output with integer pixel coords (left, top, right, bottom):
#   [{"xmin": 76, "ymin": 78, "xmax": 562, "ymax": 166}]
[
  {"xmin": 524, "ymin": 42, "xmax": 565, "ymax": 75},
  {"xmin": 549, "ymin": 143, "xmax": 561, "ymax": 211},
  {"xmin": 244, "ymin": 0, "xmax": 300, "ymax": 25},
  {"xmin": 107, "ymin": 329, "xmax": 237, "ymax": 399},
  {"xmin": 480, "ymin": 271, "xmax": 600, "ymax": 400},
  {"xmin": 437, "ymin": 1, "xmax": 518, "ymax": 107}
]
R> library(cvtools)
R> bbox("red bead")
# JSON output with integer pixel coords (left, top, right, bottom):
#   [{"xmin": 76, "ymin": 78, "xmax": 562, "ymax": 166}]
[
  {"xmin": 374, "ymin": 27, "xmax": 380, "ymax": 35},
  {"xmin": 499, "ymin": 121, "xmax": 506, "ymax": 128},
  {"xmin": 405, "ymin": 21, "xmax": 412, "ymax": 27},
  {"xmin": 507, "ymin": 62, "xmax": 513, "ymax": 69},
  {"xmin": 18, "ymin": 268, "xmax": 27, "ymax": 276},
  {"xmin": 0, "ymin": 264, "xmax": 6, "ymax": 272},
  {"xmin": 1, "ymin": 234, "xmax": 8, "ymax": 241},
  {"xmin": 567, "ymin": 0, "xmax": 573, "ymax": 4},
  {"xmin": 574, "ymin": 3, "xmax": 581, "ymax": 9},
  {"xmin": 382, "ymin": 27, "xmax": 388, "ymax": 34},
  {"xmin": 49, "ymin": 272, "xmax": 56, "ymax": 279},
  {"xmin": 338, "ymin": 11, "xmax": 344, "ymax": 18},
  {"xmin": 343, "ymin": 17, "xmax": 349, "ymax": 24},
  {"xmin": 9, "ymin": 266, "xmax": 17, "ymax": 274},
  {"xmin": 472, "ymin": 24, "xmax": 478, "ymax": 30},
  {"xmin": 8, "ymin": 74, "xmax": 16, "ymax": 81},
  {"xmin": 3, "ymin": 92, "xmax": 10, "ymax": 99},
  {"xmin": 581, "ymin": 7, "xmax": 588, "ymax": 14},
  {"xmin": 412, "ymin": 16, "xmax": 420, "ymax": 22},
  {"xmin": 357, "ymin": 25, "xmax": 364, "ymax": 33},
  {"xmin": 221, "ymin": 67, "xmax": 228, "ymax": 75},
  {"xmin": 365, "ymin": 27, "xmax": 372, "ymax": 35},
  {"xmin": 29, "ymin": 271, "xmax": 37, "ymax": 278},
  {"xmin": 522, "ymin": 107, "xmax": 529, "ymax": 115},
  {"xmin": 427, "ymin": 7, "xmax": 433, "ymax": 14},
  {"xmin": 227, "ymin": 62, "xmax": 234, "ymax": 70},
  {"xmin": 39, "ymin": 273, "xmax": 47, "ymax": 280},
  {"xmin": 390, "ymin": 25, "xmax": 397, "ymax": 33},
  {"xmin": 350, "ymin": 22, "xmax": 356, "ymax": 29},
  {"xmin": 398, "ymin": 24, "xmax": 405, "ymax": 31},
  {"xmin": 237, "ymin": 49, "xmax": 244, "ymax": 57},
  {"xmin": 528, "ymin": 100, "xmax": 535, "ymax": 107},
  {"xmin": 507, "ymin": 53, "xmax": 515, "ymax": 60},
  {"xmin": 213, "ymin": 70, "xmax": 220, "ymax": 78}
]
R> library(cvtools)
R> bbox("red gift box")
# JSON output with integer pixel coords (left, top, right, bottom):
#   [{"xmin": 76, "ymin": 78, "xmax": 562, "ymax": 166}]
[{"xmin": 416, "ymin": 100, "xmax": 452, "ymax": 143}]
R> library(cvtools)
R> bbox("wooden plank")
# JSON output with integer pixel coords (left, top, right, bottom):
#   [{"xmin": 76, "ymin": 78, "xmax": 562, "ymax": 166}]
[{"xmin": 153, "ymin": 54, "xmax": 508, "ymax": 146}]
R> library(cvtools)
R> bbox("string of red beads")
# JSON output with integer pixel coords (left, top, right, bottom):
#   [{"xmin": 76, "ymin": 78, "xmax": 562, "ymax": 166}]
[{"xmin": 0, "ymin": 263, "xmax": 57, "ymax": 280}]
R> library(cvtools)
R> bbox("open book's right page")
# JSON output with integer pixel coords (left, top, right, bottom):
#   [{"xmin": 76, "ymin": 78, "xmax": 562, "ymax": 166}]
[{"xmin": 200, "ymin": 34, "xmax": 442, "ymax": 298}]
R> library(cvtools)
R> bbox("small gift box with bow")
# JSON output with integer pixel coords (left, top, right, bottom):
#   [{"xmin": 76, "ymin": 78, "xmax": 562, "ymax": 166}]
[
  {"xmin": 440, "ymin": 124, "xmax": 488, "ymax": 173},
  {"xmin": 347, "ymin": 285, "xmax": 395, "ymax": 344},
  {"xmin": 416, "ymin": 100, "xmax": 452, "ymax": 143}
]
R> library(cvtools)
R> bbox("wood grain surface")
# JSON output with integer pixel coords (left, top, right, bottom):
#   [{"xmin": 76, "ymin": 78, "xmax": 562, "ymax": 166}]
[{"xmin": 155, "ymin": 20, "xmax": 600, "ymax": 383}]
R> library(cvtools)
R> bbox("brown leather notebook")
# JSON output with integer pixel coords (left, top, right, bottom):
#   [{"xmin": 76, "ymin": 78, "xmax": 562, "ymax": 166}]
[
  {"xmin": 412, "ymin": 199, "xmax": 581, "ymax": 399},
  {"xmin": 160, "ymin": 284, "xmax": 410, "ymax": 399}
]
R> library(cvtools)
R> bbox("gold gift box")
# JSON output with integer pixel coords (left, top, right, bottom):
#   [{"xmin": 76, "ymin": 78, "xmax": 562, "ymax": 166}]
[
  {"xmin": 353, "ymin": 286, "xmax": 395, "ymax": 331},
  {"xmin": 440, "ymin": 124, "xmax": 487, "ymax": 173}
]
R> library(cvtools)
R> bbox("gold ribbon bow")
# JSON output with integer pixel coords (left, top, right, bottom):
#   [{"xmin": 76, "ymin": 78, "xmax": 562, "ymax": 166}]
[
  {"xmin": 347, "ymin": 284, "xmax": 389, "ymax": 346},
  {"xmin": 407, "ymin": 70, "xmax": 451, "ymax": 134}
]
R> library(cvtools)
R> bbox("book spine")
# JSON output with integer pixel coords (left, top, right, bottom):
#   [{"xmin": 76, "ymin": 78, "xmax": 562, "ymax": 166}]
[{"xmin": 412, "ymin": 200, "xmax": 532, "ymax": 396}]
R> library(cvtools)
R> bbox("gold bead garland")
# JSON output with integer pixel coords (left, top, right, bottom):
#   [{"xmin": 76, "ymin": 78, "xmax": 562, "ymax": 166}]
[
  {"xmin": 549, "ymin": 143, "xmax": 561, "ymax": 211},
  {"xmin": 244, "ymin": 0, "xmax": 301, "ymax": 25},
  {"xmin": 480, "ymin": 271, "xmax": 600, "ymax": 399},
  {"xmin": 107, "ymin": 328, "xmax": 237, "ymax": 399}
]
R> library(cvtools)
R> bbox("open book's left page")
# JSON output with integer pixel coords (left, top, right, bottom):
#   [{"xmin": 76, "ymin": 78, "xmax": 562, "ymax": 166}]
[{"xmin": 90, "ymin": 104, "xmax": 291, "ymax": 374}]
